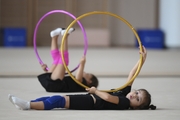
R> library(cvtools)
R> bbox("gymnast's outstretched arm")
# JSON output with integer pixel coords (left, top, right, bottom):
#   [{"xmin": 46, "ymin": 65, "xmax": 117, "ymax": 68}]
[
  {"xmin": 86, "ymin": 87, "xmax": 119, "ymax": 104},
  {"xmin": 126, "ymin": 46, "xmax": 147, "ymax": 86},
  {"xmin": 75, "ymin": 56, "xmax": 86, "ymax": 83}
]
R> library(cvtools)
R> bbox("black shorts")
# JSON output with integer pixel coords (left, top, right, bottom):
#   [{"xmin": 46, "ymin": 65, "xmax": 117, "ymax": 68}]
[
  {"xmin": 38, "ymin": 73, "xmax": 66, "ymax": 92},
  {"xmin": 68, "ymin": 94, "xmax": 94, "ymax": 110}
]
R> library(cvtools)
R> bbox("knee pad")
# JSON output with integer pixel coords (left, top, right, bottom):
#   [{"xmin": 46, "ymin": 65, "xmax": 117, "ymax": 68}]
[
  {"xmin": 51, "ymin": 49, "xmax": 60, "ymax": 65},
  {"xmin": 43, "ymin": 95, "xmax": 65, "ymax": 110},
  {"xmin": 58, "ymin": 51, "xmax": 69, "ymax": 65}
]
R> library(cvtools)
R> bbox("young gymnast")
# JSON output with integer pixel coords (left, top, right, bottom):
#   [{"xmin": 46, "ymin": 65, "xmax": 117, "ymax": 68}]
[
  {"xmin": 37, "ymin": 28, "xmax": 98, "ymax": 92},
  {"xmin": 8, "ymin": 46, "xmax": 156, "ymax": 110}
]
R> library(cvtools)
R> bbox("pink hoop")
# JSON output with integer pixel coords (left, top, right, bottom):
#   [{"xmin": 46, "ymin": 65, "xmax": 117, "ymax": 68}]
[{"xmin": 33, "ymin": 10, "xmax": 88, "ymax": 73}]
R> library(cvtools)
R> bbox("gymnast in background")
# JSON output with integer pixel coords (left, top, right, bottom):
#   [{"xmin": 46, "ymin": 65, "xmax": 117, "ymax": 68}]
[
  {"xmin": 8, "ymin": 46, "xmax": 156, "ymax": 110},
  {"xmin": 37, "ymin": 28, "xmax": 98, "ymax": 92}
]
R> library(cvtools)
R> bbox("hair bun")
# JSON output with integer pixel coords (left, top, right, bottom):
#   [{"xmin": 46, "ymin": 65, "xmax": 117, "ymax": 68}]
[{"xmin": 149, "ymin": 104, "xmax": 156, "ymax": 110}]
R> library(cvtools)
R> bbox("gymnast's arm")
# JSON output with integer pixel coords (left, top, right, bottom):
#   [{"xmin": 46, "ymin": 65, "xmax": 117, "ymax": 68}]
[
  {"xmin": 86, "ymin": 87, "xmax": 119, "ymax": 104},
  {"xmin": 75, "ymin": 56, "xmax": 86, "ymax": 83},
  {"xmin": 126, "ymin": 46, "xmax": 147, "ymax": 86}
]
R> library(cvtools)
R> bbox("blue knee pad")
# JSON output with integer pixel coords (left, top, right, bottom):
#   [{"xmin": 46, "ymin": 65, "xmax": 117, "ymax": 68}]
[{"xmin": 43, "ymin": 95, "xmax": 65, "ymax": 110}]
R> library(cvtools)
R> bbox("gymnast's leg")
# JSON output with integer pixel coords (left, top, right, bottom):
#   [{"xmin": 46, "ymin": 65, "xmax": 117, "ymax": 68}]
[
  {"xmin": 48, "ymin": 28, "xmax": 62, "ymax": 73},
  {"xmin": 8, "ymin": 94, "xmax": 69, "ymax": 110},
  {"xmin": 51, "ymin": 28, "xmax": 75, "ymax": 80}
]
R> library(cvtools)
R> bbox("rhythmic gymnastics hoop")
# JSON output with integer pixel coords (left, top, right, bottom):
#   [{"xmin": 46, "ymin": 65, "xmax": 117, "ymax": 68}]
[
  {"xmin": 33, "ymin": 10, "xmax": 88, "ymax": 73},
  {"xmin": 61, "ymin": 11, "xmax": 143, "ymax": 92}
]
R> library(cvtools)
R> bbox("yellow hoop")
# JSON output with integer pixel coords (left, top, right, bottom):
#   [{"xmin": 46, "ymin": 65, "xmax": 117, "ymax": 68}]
[{"xmin": 60, "ymin": 11, "xmax": 143, "ymax": 92}]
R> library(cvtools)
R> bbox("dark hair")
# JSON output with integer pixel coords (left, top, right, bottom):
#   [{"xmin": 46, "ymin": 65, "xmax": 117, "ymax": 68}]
[
  {"xmin": 88, "ymin": 74, "xmax": 99, "ymax": 88},
  {"xmin": 138, "ymin": 89, "xmax": 156, "ymax": 110}
]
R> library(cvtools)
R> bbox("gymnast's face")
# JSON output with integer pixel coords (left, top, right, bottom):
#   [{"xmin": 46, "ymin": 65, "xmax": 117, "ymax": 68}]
[
  {"xmin": 83, "ymin": 72, "xmax": 93, "ymax": 85},
  {"xmin": 126, "ymin": 90, "xmax": 145, "ymax": 109}
]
